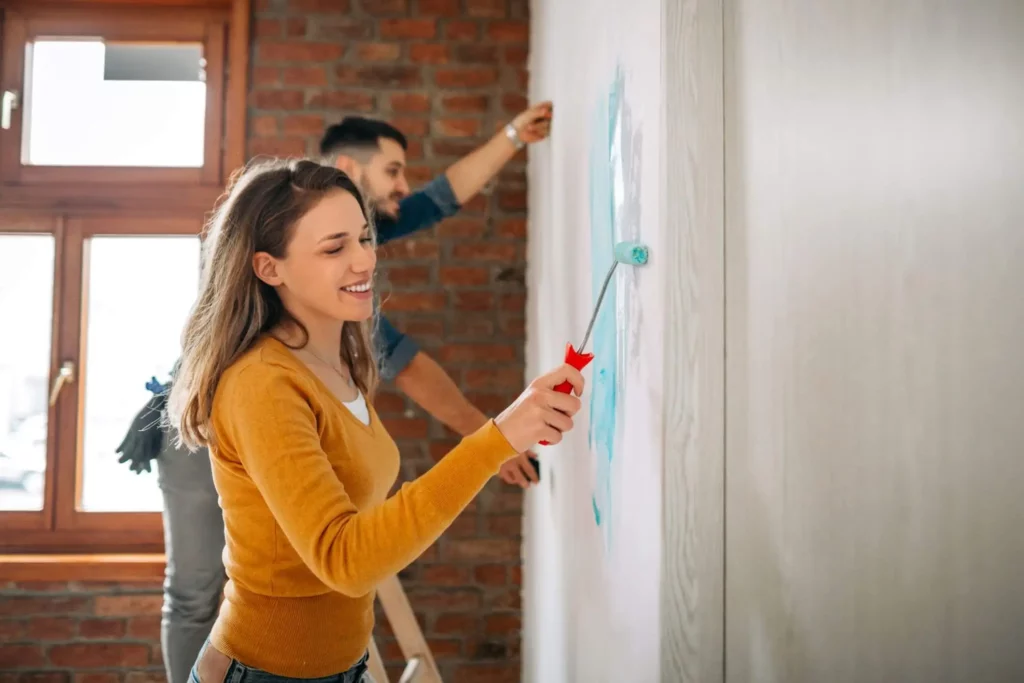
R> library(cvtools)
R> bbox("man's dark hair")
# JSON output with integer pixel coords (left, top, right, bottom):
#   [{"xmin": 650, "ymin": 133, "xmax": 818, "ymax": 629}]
[{"xmin": 319, "ymin": 116, "xmax": 408, "ymax": 159}]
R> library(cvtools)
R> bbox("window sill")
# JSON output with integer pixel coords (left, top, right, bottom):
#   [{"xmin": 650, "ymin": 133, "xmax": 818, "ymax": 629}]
[{"xmin": 0, "ymin": 553, "xmax": 165, "ymax": 582}]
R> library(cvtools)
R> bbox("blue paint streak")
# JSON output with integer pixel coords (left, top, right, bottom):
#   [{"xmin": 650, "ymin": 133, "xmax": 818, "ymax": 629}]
[{"xmin": 587, "ymin": 66, "xmax": 625, "ymax": 547}]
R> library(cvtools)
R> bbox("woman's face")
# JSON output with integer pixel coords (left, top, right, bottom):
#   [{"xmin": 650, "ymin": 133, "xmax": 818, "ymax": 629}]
[{"xmin": 255, "ymin": 190, "xmax": 376, "ymax": 324}]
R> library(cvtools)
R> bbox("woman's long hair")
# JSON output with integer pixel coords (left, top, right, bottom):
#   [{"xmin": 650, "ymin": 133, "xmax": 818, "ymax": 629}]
[{"xmin": 169, "ymin": 158, "xmax": 378, "ymax": 450}]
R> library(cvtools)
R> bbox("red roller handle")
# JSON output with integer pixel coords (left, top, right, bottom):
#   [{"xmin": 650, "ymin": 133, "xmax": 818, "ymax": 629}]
[{"xmin": 538, "ymin": 342, "xmax": 594, "ymax": 446}]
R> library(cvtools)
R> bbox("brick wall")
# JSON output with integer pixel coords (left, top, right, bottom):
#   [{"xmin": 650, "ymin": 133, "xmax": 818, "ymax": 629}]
[{"xmin": 2, "ymin": 1, "xmax": 530, "ymax": 682}]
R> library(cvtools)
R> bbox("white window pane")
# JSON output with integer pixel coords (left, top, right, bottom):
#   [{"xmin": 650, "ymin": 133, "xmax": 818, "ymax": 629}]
[
  {"xmin": 80, "ymin": 236, "xmax": 200, "ymax": 512},
  {"xmin": 0, "ymin": 235, "xmax": 54, "ymax": 511},
  {"xmin": 25, "ymin": 40, "xmax": 207, "ymax": 167}
]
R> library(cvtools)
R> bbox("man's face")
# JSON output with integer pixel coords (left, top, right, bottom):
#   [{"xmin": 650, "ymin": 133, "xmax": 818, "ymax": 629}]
[{"xmin": 357, "ymin": 137, "xmax": 410, "ymax": 220}]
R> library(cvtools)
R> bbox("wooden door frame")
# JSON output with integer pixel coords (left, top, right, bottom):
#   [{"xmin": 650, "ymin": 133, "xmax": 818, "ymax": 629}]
[{"xmin": 660, "ymin": 1, "xmax": 726, "ymax": 682}]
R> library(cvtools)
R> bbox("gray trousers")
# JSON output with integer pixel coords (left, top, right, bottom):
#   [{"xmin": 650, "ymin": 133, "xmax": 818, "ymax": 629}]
[{"xmin": 156, "ymin": 441, "xmax": 226, "ymax": 683}]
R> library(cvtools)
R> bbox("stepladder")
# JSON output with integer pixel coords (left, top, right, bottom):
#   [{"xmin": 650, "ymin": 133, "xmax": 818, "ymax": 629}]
[{"xmin": 367, "ymin": 575, "xmax": 442, "ymax": 683}]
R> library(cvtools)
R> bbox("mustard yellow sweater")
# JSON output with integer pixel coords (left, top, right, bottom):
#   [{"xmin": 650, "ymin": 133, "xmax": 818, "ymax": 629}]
[{"xmin": 207, "ymin": 336, "xmax": 517, "ymax": 676}]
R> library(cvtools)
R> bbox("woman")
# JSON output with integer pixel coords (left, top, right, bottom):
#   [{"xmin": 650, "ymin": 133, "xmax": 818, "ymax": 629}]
[{"xmin": 168, "ymin": 158, "xmax": 583, "ymax": 682}]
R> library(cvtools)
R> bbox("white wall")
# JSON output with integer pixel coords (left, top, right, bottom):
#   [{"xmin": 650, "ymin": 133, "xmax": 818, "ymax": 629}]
[{"xmin": 523, "ymin": 0, "xmax": 665, "ymax": 681}]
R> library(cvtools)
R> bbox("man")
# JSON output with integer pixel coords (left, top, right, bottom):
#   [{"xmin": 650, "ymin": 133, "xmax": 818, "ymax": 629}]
[
  {"xmin": 141, "ymin": 102, "xmax": 552, "ymax": 683},
  {"xmin": 318, "ymin": 106, "xmax": 551, "ymax": 487}
]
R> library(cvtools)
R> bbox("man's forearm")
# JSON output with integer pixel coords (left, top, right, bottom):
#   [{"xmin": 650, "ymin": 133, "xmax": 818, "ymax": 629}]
[
  {"xmin": 444, "ymin": 131, "xmax": 518, "ymax": 206},
  {"xmin": 395, "ymin": 351, "xmax": 489, "ymax": 437}
]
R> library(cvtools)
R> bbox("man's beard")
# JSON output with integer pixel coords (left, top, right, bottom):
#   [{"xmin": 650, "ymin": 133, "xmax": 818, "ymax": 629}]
[{"xmin": 358, "ymin": 173, "xmax": 402, "ymax": 221}]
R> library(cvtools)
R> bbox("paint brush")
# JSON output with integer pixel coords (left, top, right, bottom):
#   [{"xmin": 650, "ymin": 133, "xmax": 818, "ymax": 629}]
[{"xmin": 534, "ymin": 240, "xmax": 650, "ymax": 456}]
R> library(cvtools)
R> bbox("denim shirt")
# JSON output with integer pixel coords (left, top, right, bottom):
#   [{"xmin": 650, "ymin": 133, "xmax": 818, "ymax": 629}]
[{"xmin": 374, "ymin": 173, "xmax": 461, "ymax": 379}]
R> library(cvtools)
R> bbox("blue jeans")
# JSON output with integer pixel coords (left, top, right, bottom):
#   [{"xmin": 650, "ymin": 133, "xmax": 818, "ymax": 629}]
[{"xmin": 188, "ymin": 639, "xmax": 371, "ymax": 683}]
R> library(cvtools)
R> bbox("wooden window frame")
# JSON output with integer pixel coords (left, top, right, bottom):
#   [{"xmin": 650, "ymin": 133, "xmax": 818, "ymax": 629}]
[{"xmin": 0, "ymin": 0, "xmax": 249, "ymax": 569}]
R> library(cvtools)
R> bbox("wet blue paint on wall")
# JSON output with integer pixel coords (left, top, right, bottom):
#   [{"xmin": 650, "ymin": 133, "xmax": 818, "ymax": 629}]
[{"xmin": 587, "ymin": 66, "xmax": 625, "ymax": 548}]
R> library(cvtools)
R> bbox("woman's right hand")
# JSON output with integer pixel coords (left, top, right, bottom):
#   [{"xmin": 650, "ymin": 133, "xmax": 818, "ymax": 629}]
[{"xmin": 494, "ymin": 364, "xmax": 585, "ymax": 452}]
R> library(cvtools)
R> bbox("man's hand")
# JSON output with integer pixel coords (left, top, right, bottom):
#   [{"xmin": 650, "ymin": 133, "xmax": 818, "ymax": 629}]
[
  {"xmin": 511, "ymin": 101, "xmax": 553, "ymax": 144},
  {"xmin": 499, "ymin": 451, "xmax": 540, "ymax": 488}
]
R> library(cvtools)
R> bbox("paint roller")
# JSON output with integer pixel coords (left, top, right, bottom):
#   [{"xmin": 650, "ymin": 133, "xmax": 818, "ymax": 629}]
[{"xmin": 532, "ymin": 240, "xmax": 649, "ymax": 463}]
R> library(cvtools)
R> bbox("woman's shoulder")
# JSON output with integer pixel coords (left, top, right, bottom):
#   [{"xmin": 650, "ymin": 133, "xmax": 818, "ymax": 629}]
[{"xmin": 216, "ymin": 336, "xmax": 315, "ymax": 409}]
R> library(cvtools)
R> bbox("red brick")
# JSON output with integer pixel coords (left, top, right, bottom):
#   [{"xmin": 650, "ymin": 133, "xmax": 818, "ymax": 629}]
[
  {"xmin": 487, "ymin": 514, "xmax": 522, "ymax": 536},
  {"xmin": 432, "ymin": 139, "xmax": 480, "ymax": 158},
  {"xmin": 361, "ymin": 0, "xmax": 408, "ymax": 12},
  {"xmin": 316, "ymin": 18, "xmax": 374, "ymax": 40},
  {"xmin": 409, "ymin": 44, "xmax": 451, "ymax": 64},
  {"xmin": 49, "ymin": 643, "xmax": 150, "ymax": 668},
  {"xmin": 498, "ymin": 315, "xmax": 525, "ymax": 337},
  {"xmin": 126, "ymin": 615, "xmax": 161, "ymax": 640},
  {"xmin": 447, "ymin": 513, "xmax": 479, "ymax": 538},
  {"xmin": 510, "ymin": 565, "xmax": 521, "ymax": 585},
  {"xmin": 406, "ymin": 589, "xmax": 480, "ymax": 611},
  {"xmin": 390, "ymin": 93, "xmax": 431, "ymax": 113},
  {"xmin": 464, "ymin": 393, "xmax": 511, "ymax": 414},
  {"xmin": 498, "ymin": 189, "xmax": 526, "ymax": 210},
  {"xmin": 308, "ymin": 90, "xmax": 376, "ymax": 111},
  {"xmin": 0, "ymin": 597, "xmax": 90, "ymax": 616},
  {"xmin": 404, "ymin": 165, "xmax": 434, "ymax": 185},
  {"xmin": 484, "ymin": 588, "xmax": 521, "ymax": 610},
  {"xmin": 13, "ymin": 582, "xmax": 79, "ymax": 592},
  {"xmin": 150, "ymin": 643, "xmax": 163, "ymax": 666},
  {"xmin": 289, "ymin": 0, "xmax": 350, "ymax": 10},
  {"xmin": 380, "ymin": 18, "xmax": 437, "ymax": 39},
  {"xmin": 251, "ymin": 115, "xmax": 279, "ymax": 137},
  {"xmin": 486, "ymin": 20, "xmax": 528, "ymax": 43},
  {"xmin": 381, "ymin": 417, "xmax": 429, "ymax": 438},
  {"xmin": 438, "ymin": 217, "xmax": 487, "ymax": 238},
  {"xmin": 474, "ymin": 564, "xmax": 507, "ymax": 586},
  {"xmin": 282, "ymin": 66, "xmax": 328, "ymax": 86},
  {"xmin": 0, "ymin": 618, "xmax": 25, "ymax": 640},
  {"xmin": 381, "ymin": 235, "xmax": 439, "ymax": 258},
  {"xmin": 251, "ymin": 89, "xmax": 304, "ymax": 110},
  {"xmin": 373, "ymin": 390, "xmax": 406, "ymax": 414},
  {"xmin": 441, "ymin": 94, "xmax": 490, "ymax": 113},
  {"xmin": 75, "ymin": 675, "xmax": 119, "ymax": 683},
  {"xmin": 453, "ymin": 664, "xmax": 518, "ymax": 683},
  {"xmin": 450, "ymin": 318, "xmax": 495, "ymax": 337},
  {"xmin": 402, "ymin": 318, "xmax": 445, "ymax": 337},
  {"xmin": 282, "ymin": 114, "xmax": 325, "ymax": 136},
  {"xmin": 405, "ymin": 139, "xmax": 425, "ymax": 160},
  {"xmin": 463, "ymin": 368, "xmax": 523, "ymax": 392},
  {"xmin": 383, "ymin": 292, "xmax": 446, "ymax": 311},
  {"xmin": 254, "ymin": 18, "xmax": 282, "ymax": 38},
  {"xmin": 435, "ymin": 118, "xmax": 481, "ymax": 138},
  {"xmin": 433, "ymin": 612, "xmax": 476, "ymax": 634},
  {"xmin": 78, "ymin": 619, "xmax": 127, "ymax": 639},
  {"xmin": 415, "ymin": 0, "xmax": 459, "ymax": 15},
  {"xmin": 93, "ymin": 595, "xmax": 162, "ymax": 618},
  {"xmin": 125, "ymin": 674, "xmax": 165, "ymax": 683},
  {"xmin": 515, "ymin": 67, "xmax": 529, "ymax": 90},
  {"xmin": 10, "ymin": 675, "xmax": 69, "ymax": 683},
  {"xmin": 0, "ymin": 644, "xmax": 45, "ymax": 668},
  {"xmin": 500, "ymin": 292, "xmax": 525, "ymax": 312},
  {"xmin": 386, "ymin": 265, "xmax": 432, "ymax": 285},
  {"xmin": 445, "ymin": 21, "xmax": 480, "ymax": 41},
  {"xmin": 356, "ymin": 43, "xmax": 401, "ymax": 62},
  {"xmin": 466, "ymin": 0, "xmax": 506, "ymax": 17},
  {"xmin": 462, "ymin": 195, "xmax": 489, "ymax": 213},
  {"xmin": 484, "ymin": 613, "xmax": 520, "ymax": 635},
  {"xmin": 456, "ymin": 45, "xmax": 499, "ymax": 64},
  {"xmin": 440, "ymin": 267, "xmax": 489, "ymax": 286},
  {"xmin": 386, "ymin": 115, "xmax": 428, "ymax": 136},
  {"xmin": 501, "ymin": 93, "xmax": 528, "ymax": 114},
  {"xmin": 421, "ymin": 564, "xmax": 471, "ymax": 586},
  {"xmin": 495, "ymin": 218, "xmax": 526, "ymax": 238},
  {"xmin": 27, "ymin": 616, "xmax": 75, "ymax": 640},
  {"xmin": 438, "ymin": 344, "xmax": 515, "ymax": 363},
  {"xmin": 503, "ymin": 45, "xmax": 528, "ymax": 65},
  {"xmin": 252, "ymin": 66, "xmax": 280, "ymax": 87},
  {"xmin": 286, "ymin": 18, "xmax": 308, "ymax": 36},
  {"xmin": 249, "ymin": 138, "xmax": 308, "ymax": 157},
  {"xmin": 426, "ymin": 637, "xmax": 462, "ymax": 659},
  {"xmin": 360, "ymin": 66, "xmax": 422, "ymax": 87},
  {"xmin": 453, "ymin": 292, "xmax": 494, "ymax": 312},
  {"xmin": 258, "ymin": 41, "xmax": 345, "ymax": 63},
  {"xmin": 452, "ymin": 243, "xmax": 518, "ymax": 261},
  {"xmin": 435, "ymin": 67, "xmax": 498, "ymax": 88}
]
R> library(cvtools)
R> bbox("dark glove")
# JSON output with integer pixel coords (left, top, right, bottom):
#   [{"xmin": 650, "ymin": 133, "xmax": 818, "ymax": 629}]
[{"xmin": 115, "ymin": 387, "xmax": 169, "ymax": 475}]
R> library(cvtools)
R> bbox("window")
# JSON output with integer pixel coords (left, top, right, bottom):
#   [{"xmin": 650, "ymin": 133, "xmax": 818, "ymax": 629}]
[
  {"xmin": 0, "ymin": 3, "xmax": 230, "ymax": 199},
  {"xmin": 0, "ymin": 213, "xmax": 201, "ymax": 553},
  {"xmin": 0, "ymin": 1, "xmax": 248, "ymax": 558}
]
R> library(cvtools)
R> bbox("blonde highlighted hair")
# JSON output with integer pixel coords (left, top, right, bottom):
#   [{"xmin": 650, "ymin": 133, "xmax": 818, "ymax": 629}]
[{"xmin": 169, "ymin": 158, "xmax": 378, "ymax": 450}]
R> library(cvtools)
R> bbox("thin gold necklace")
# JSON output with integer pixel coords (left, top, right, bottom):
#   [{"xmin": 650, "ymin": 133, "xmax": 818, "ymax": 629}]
[{"xmin": 302, "ymin": 346, "xmax": 355, "ymax": 388}]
